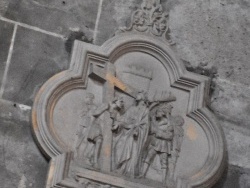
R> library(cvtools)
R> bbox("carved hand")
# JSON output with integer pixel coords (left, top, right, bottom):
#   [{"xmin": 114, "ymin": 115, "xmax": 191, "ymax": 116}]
[
  {"xmin": 156, "ymin": 130, "xmax": 173, "ymax": 140},
  {"xmin": 111, "ymin": 123, "xmax": 119, "ymax": 131}
]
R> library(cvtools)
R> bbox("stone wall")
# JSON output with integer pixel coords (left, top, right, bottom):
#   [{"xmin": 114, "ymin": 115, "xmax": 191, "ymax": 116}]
[{"xmin": 0, "ymin": 0, "xmax": 249, "ymax": 187}]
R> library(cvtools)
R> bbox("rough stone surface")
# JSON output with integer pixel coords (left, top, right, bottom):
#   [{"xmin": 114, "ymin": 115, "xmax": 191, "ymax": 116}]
[
  {"xmin": 2, "ymin": 26, "xmax": 69, "ymax": 106},
  {"xmin": 214, "ymin": 165, "xmax": 250, "ymax": 188},
  {"xmin": 0, "ymin": 0, "xmax": 249, "ymax": 187},
  {"xmin": 0, "ymin": 20, "xmax": 14, "ymax": 87},
  {"xmin": 169, "ymin": 0, "xmax": 250, "ymax": 86},
  {"xmin": 0, "ymin": 99, "xmax": 48, "ymax": 188},
  {"xmin": 211, "ymin": 78, "xmax": 250, "ymax": 130},
  {"xmin": 1, "ymin": 0, "xmax": 99, "ymax": 39},
  {"xmin": 165, "ymin": 2, "xmax": 250, "ymax": 185},
  {"xmin": 220, "ymin": 118, "xmax": 250, "ymax": 169},
  {"xmin": 95, "ymin": 0, "xmax": 141, "ymax": 45}
]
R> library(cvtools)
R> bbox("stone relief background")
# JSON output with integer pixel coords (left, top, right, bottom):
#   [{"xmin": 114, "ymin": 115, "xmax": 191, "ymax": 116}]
[{"xmin": 0, "ymin": 0, "xmax": 249, "ymax": 187}]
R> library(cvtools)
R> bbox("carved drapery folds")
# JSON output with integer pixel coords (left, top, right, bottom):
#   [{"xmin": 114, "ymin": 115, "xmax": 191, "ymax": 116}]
[
  {"xmin": 72, "ymin": 62, "xmax": 183, "ymax": 186},
  {"xmin": 71, "ymin": 88, "xmax": 183, "ymax": 187},
  {"xmin": 32, "ymin": 1, "xmax": 226, "ymax": 188}
]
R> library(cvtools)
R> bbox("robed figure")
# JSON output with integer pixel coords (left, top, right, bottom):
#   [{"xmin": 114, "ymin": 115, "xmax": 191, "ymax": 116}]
[
  {"xmin": 113, "ymin": 91, "xmax": 150, "ymax": 178},
  {"xmin": 75, "ymin": 93, "xmax": 97, "ymax": 161}
]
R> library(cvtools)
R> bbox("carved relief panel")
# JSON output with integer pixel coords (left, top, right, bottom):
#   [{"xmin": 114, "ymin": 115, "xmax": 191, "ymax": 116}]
[{"xmin": 32, "ymin": 1, "xmax": 226, "ymax": 188}]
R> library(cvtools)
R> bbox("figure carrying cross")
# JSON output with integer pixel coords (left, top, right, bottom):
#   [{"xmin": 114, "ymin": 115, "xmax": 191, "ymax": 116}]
[
  {"xmin": 86, "ymin": 62, "xmax": 176, "ymax": 175},
  {"xmin": 87, "ymin": 62, "xmax": 137, "ymax": 172}
]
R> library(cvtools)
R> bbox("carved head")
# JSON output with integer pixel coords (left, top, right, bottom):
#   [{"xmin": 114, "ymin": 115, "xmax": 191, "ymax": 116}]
[
  {"xmin": 155, "ymin": 108, "xmax": 165, "ymax": 118},
  {"xmin": 112, "ymin": 97, "xmax": 124, "ymax": 110},
  {"xmin": 135, "ymin": 90, "xmax": 148, "ymax": 103},
  {"xmin": 84, "ymin": 92, "xmax": 95, "ymax": 105},
  {"xmin": 161, "ymin": 103, "xmax": 173, "ymax": 117}
]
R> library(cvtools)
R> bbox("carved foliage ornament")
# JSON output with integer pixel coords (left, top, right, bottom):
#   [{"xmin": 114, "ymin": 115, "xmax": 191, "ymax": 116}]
[
  {"xmin": 32, "ymin": 0, "xmax": 226, "ymax": 188},
  {"xmin": 118, "ymin": 0, "xmax": 171, "ymax": 41}
]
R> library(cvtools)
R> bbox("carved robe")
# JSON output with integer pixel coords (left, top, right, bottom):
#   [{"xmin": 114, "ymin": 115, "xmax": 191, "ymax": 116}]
[
  {"xmin": 114, "ymin": 103, "xmax": 150, "ymax": 178},
  {"xmin": 75, "ymin": 103, "xmax": 108, "ymax": 161},
  {"xmin": 75, "ymin": 104, "xmax": 97, "ymax": 155}
]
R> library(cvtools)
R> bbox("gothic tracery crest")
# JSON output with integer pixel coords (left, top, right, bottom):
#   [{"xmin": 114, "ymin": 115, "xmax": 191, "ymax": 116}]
[{"xmin": 119, "ymin": 0, "xmax": 170, "ymax": 40}]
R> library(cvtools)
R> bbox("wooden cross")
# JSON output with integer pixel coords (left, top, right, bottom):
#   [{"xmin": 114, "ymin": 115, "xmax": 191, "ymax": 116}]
[{"xmin": 88, "ymin": 62, "xmax": 136, "ymax": 172}]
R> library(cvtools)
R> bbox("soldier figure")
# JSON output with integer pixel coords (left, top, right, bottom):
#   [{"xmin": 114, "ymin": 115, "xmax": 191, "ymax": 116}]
[{"xmin": 140, "ymin": 104, "xmax": 174, "ymax": 185}]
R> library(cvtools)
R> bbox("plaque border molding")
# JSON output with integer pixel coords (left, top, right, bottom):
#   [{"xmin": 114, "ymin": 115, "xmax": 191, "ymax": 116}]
[{"xmin": 32, "ymin": 33, "xmax": 226, "ymax": 188}]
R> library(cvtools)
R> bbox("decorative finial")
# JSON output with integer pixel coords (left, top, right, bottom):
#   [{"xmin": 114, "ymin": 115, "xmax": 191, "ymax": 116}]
[{"xmin": 117, "ymin": 0, "xmax": 173, "ymax": 44}]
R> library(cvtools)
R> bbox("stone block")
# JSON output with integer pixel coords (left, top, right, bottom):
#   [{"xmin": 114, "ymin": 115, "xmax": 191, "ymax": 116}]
[
  {"xmin": 0, "ymin": 99, "xmax": 31, "ymax": 123},
  {"xmin": 2, "ymin": 0, "xmax": 99, "ymax": 38},
  {"xmin": 169, "ymin": 0, "xmax": 250, "ymax": 85},
  {"xmin": 0, "ymin": 99, "xmax": 48, "ymax": 188},
  {"xmin": 2, "ymin": 26, "xmax": 69, "ymax": 106},
  {"xmin": 95, "ymin": 0, "xmax": 141, "ymax": 45},
  {"xmin": 211, "ymin": 78, "xmax": 250, "ymax": 130},
  {"xmin": 0, "ymin": 20, "xmax": 14, "ymax": 88},
  {"xmin": 219, "ymin": 119, "xmax": 250, "ymax": 169},
  {"xmin": 213, "ymin": 165, "xmax": 250, "ymax": 188}
]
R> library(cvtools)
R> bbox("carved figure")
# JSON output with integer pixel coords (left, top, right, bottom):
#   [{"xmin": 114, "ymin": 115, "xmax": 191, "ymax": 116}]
[
  {"xmin": 84, "ymin": 108, "xmax": 105, "ymax": 169},
  {"xmin": 168, "ymin": 115, "xmax": 184, "ymax": 180},
  {"xmin": 134, "ymin": 102, "xmax": 185, "ymax": 186},
  {"xmin": 113, "ymin": 91, "xmax": 150, "ymax": 178},
  {"xmin": 109, "ymin": 97, "xmax": 125, "ymax": 124},
  {"xmin": 75, "ymin": 94, "xmax": 125, "ymax": 170},
  {"xmin": 140, "ymin": 104, "xmax": 174, "ymax": 185},
  {"xmin": 32, "ymin": 0, "xmax": 226, "ymax": 187},
  {"xmin": 75, "ymin": 93, "xmax": 97, "ymax": 161},
  {"xmin": 74, "ymin": 93, "xmax": 104, "ymax": 169}
]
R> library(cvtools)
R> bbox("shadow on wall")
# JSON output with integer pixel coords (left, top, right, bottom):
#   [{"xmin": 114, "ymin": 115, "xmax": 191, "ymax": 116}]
[{"xmin": 65, "ymin": 31, "xmax": 93, "ymax": 54}]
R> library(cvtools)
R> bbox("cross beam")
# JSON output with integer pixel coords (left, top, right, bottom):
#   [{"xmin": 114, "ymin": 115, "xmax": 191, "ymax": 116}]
[
  {"xmin": 89, "ymin": 63, "xmax": 137, "ymax": 99},
  {"xmin": 88, "ymin": 63, "xmax": 137, "ymax": 172}
]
